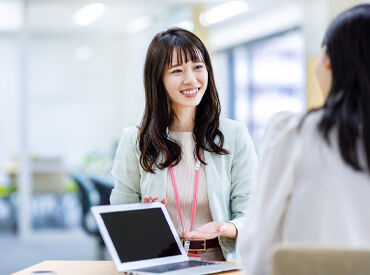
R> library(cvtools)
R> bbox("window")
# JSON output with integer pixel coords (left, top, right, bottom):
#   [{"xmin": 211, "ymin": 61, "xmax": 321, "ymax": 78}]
[{"xmin": 214, "ymin": 29, "xmax": 305, "ymax": 148}]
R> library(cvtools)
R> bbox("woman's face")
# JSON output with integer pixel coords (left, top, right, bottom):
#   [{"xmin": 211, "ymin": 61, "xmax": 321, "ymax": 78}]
[
  {"xmin": 315, "ymin": 47, "xmax": 332, "ymax": 100},
  {"xmin": 162, "ymin": 49, "xmax": 208, "ymax": 113}
]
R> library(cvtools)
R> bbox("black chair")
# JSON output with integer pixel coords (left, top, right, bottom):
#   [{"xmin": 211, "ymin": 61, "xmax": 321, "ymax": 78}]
[
  {"xmin": 69, "ymin": 173, "xmax": 105, "ymax": 259},
  {"xmin": 89, "ymin": 175, "xmax": 114, "ymax": 206}
]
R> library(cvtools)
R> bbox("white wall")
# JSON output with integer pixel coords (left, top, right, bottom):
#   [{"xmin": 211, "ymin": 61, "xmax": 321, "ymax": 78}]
[
  {"xmin": 25, "ymin": 34, "xmax": 148, "ymax": 167},
  {"xmin": 0, "ymin": 32, "xmax": 151, "ymax": 170},
  {"xmin": 0, "ymin": 36, "xmax": 19, "ymax": 167}
]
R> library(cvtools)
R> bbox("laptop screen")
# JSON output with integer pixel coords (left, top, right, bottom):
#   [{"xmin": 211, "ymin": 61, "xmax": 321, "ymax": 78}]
[{"xmin": 100, "ymin": 208, "xmax": 182, "ymax": 263}]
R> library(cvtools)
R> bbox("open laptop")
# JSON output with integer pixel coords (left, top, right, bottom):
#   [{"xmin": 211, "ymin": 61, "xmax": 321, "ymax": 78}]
[{"xmin": 91, "ymin": 202, "xmax": 241, "ymax": 274}]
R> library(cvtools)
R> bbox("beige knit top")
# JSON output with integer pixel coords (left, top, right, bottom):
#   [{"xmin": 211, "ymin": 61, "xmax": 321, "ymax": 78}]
[{"xmin": 166, "ymin": 131, "xmax": 213, "ymax": 238}]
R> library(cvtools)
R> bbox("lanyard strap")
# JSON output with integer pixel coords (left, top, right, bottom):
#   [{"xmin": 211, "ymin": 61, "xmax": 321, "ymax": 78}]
[{"xmin": 170, "ymin": 149, "xmax": 202, "ymax": 235}]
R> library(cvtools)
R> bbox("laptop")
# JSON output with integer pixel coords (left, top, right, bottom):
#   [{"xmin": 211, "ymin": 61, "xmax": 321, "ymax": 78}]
[{"xmin": 91, "ymin": 202, "xmax": 241, "ymax": 274}]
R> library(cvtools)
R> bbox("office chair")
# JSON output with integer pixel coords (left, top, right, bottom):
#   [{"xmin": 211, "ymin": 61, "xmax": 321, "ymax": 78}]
[
  {"xmin": 270, "ymin": 245, "xmax": 370, "ymax": 275},
  {"xmin": 69, "ymin": 173, "xmax": 100, "ymax": 235},
  {"xmin": 69, "ymin": 173, "xmax": 105, "ymax": 259},
  {"xmin": 88, "ymin": 175, "xmax": 114, "ymax": 206}
]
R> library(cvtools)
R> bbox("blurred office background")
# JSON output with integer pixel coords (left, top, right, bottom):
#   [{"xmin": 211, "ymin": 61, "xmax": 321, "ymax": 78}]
[{"xmin": 0, "ymin": 0, "xmax": 367, "ymax": 274}]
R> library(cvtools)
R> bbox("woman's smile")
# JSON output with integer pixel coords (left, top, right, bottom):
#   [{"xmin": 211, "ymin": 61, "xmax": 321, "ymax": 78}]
[{"xmin": 180, "ymin": 87, "xmax": 200, "ymax": 97}]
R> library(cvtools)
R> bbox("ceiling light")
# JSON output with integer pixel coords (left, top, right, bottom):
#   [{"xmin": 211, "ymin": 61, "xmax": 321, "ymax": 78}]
[
  {"xmin": 125, "ymin": 16, "xmax": 152, "ymax": 34},
  {"xmin": 75, "ymin": 3, "xmax": 106, "ymax": 26},
  {"xmin": 200, "ymin": 1, "xmax": 248, "ymax": 26}
]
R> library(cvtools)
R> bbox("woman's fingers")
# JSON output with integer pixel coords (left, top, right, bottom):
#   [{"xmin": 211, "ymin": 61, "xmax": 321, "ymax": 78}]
[
  {"xmin": 143, "ymin": 195, "xmax": 162, "ymax": 203},
  {"xmin": 144, "ymin": 195, "xmax": 154, "ymax": 202},
  {"xmin": 161, "ymin": 198, "xmax": 167, "ymax": 205}
]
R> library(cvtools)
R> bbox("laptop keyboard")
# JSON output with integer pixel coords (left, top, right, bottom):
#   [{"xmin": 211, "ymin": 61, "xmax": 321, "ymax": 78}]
[{"xmin": 131, "ymin": 260, "xmax": 217, "ymax": 273}]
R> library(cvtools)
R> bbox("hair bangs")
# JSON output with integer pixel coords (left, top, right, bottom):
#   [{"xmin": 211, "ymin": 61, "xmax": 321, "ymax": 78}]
[{"xmin": 166, "ymin": 42, "xmax": 204, "ymax": 68}]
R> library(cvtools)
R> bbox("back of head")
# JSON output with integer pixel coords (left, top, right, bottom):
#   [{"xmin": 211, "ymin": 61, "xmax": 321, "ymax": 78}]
[{"xmin": 319, "ymin": 4, "xmax": 370, "ymax": 174}]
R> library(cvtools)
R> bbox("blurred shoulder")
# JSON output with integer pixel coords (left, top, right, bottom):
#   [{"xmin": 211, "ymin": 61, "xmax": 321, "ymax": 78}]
[
  {"xmin": 263, "ymin": 112, "xmax": 302, "ymax": 144},
  {"xmin": 263, "ymin": 110, "xmax": 323, "ymax": 146}
]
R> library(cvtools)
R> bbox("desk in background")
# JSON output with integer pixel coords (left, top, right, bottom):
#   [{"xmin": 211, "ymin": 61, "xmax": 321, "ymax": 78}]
[{"xmin": 11, "ymin": 261, "xmax": 242, "ymax": 275}]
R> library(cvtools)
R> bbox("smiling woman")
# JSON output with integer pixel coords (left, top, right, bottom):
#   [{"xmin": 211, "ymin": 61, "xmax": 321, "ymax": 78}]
[
  {"xmin": 109, "ymin": 28, "xmax": 257, "ymax": 261},
  {"xmin": 139, "ymin": 28, "xmax": 229, "ymax": 172}
]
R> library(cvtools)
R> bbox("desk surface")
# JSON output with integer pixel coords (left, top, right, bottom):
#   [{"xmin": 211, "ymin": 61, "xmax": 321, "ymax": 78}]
[{"xmin": 11, "ymin": 261, "xmax": 242, "ymax": 275}]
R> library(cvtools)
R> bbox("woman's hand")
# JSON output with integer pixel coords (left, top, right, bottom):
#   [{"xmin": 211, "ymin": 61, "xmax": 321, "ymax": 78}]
[
  {"xmin": 142, "ymin": 195, "xmax": 166, "ymax": 204},
  {"xmin": 184, "ymin": 221, "xmax": 237, "ymax": 240}
]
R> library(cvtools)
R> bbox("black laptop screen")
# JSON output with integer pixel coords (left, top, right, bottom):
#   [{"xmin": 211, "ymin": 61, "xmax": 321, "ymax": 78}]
[{"xmin": 100, "ymin": 208, "xmax": 182, "ymax": 262}]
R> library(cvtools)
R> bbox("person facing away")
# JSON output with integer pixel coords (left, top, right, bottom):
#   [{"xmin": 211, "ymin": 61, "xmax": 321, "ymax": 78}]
[
  {"xmin": 110, "ymin": 28, "xmax": 257, "ymax": 261},
  {"xmin": 237, "ymin": 4, "xmax": 370, "ymax": 275}
]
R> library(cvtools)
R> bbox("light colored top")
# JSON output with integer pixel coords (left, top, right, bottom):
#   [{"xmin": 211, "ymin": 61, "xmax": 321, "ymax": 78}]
[
  {"xmin": 110, "ymin": 117, "xmax": 258, "ymax": 261},
  {"xmin": 237, "ymin": 111, "xmax": 370, "ymax": 275},
  {"xmin": 166, "ymin": 131, "xmax": 213, "ymax": 237}
]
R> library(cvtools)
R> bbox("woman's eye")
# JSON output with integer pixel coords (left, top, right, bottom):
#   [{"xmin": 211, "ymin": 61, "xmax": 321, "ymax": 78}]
[
  {"xmin": 195, "ymin": 64, "xmax": 204, "ymax": 69},
  {"xmin": 171, "ymin": 69, "xmax": 182, "ymax": 73}
]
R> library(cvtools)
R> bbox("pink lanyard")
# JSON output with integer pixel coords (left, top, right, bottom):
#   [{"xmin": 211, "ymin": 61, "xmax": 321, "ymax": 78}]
[{"xmin": 169, "ymin": 149, "xmax": 202, "ymax": 235}]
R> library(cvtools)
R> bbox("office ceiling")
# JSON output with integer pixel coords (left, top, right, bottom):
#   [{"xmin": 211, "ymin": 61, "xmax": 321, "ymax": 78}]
[
  {"xmin": 28, "ymin": 1, "xmax": 164, "ymax": 34},
  {"xmin": 2, "ymin": 0, "xmax": 294, "ymax": 34}
]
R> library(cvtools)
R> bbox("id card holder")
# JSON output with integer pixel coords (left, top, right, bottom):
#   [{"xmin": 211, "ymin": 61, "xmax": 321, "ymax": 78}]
[
  {"xmin": 184, "ymin": 240, "xmax": 190, "ymax": 254},
  {"xmin": 184, "ymin": 240, "xmax": 201, "ymax": 260}
]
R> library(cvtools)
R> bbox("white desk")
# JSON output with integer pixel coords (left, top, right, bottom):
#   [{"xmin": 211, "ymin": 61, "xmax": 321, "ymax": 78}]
[{"xmin": 11, "ymin": 260, "xmax": 242, "ymax": 275}]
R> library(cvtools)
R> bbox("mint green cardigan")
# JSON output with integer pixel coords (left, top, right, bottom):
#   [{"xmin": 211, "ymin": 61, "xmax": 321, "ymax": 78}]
[{"xmin": 110, "ymin": 117, "xmax": 257, "ymax": 260}]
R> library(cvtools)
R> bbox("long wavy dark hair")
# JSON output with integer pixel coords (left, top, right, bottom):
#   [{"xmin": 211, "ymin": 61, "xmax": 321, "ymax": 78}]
[
  {"xmin": 139, "ymin": 27, "xmax": 228, "ymax": 173},
  {"xmin": 305, "ymin": 4, "xmax": 370, "ymax": 174}
]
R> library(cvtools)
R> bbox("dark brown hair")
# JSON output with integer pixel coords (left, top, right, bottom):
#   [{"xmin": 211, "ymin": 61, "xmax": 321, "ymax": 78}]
[
  {"xmin": 139, "ymin": 27, "xmax": 228, "ymax": 173},
  {"xmin": 302, "ymin": 4, "xmax": 370, "ymax": 174}
]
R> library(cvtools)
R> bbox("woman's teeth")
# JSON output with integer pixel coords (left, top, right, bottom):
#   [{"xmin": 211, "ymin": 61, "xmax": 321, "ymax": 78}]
[{"xmin": 181, "ymin": 89, "xmax": 198, "ymax": 95}]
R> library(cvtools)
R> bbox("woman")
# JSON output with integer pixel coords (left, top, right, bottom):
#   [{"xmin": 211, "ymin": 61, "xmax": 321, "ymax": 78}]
[
  {"xmin": 110, "ymin": 28, "xmax": 257, "ymax": 261},
  {"xmin": 238, "ymin": 4, "xmax": 370, "ymax": 275}
]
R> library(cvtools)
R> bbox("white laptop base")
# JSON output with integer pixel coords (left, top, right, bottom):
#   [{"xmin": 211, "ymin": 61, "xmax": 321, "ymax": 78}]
[{"xmin": 92, "ymin": 202, "xmax": 240, "ymax": 274}]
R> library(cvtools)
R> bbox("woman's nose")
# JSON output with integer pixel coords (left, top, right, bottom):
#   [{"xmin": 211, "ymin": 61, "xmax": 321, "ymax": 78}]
[{"xmin": 183, "ymin": 71, "xmax": 197, "ymax": 84}]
